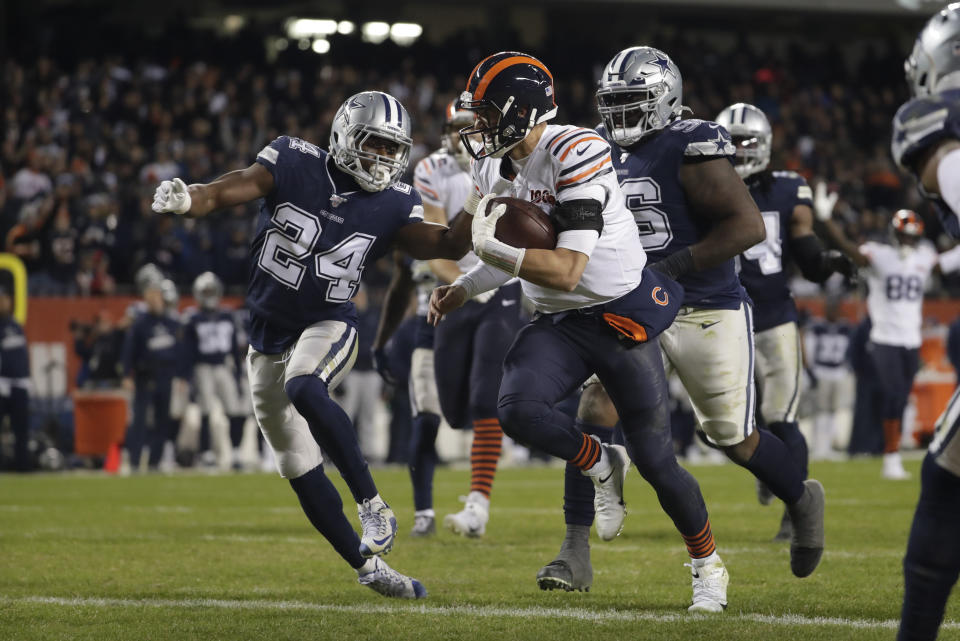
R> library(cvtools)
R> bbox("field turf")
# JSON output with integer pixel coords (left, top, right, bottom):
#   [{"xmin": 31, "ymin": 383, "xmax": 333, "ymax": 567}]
[{"xmin": 2, "ymin": 456, "xmax": 958, "ymax": 640}]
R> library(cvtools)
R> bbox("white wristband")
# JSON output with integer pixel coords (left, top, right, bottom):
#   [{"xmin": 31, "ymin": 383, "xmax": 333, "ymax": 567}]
[
  {"xmin": 479, "ymin": 240, "xmax": 526, "ymax": 277},
  {"xmin": 463, "ymin": 190, "xmax": 482, "ymax": 216}
]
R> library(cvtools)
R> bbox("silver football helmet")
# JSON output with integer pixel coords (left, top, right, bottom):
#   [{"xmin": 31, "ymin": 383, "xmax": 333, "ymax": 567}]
[
  {"xmin": 330, "ymin": 91, "xmax": 412, "ymax": 192},
  {"xmin": 160, "ymin": 278, "xmax": 179, "ymax": 312},
  {"xmin": 441, "ymin": 100, "xmax": 475, "ymax": 171},
  {"xmin": 597, "ymin": 46, "xmax": 685, "ymax": 146},
  {"xmin": 715, "ymin": 103, "xmax": 772, "ymax": 178},
  {"xmin": 192, "ymin": 271, "xmax": 223, "ymax": 310},
  {"xmin": 135, "ymin": 263, "xmax": 164, "ymax": 294},
  {"xmin": 906, "ymin": 3, "xmax": 960, "ymax": 97}
]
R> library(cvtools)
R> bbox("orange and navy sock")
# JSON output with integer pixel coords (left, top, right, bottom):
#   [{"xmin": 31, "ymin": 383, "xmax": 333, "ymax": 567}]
[
  {"xmin": 470, "ymin": 419, "xmax": 503, "ymax": 498},
  {"xmin": 683, "ymin": 520, "xmax": 717, "ymax": 559},
  {"xmin": 570, "ymin": 432, "xmax": 602, "ymax": 472},
  {"xmin": 884, "ymin": 419, "xmax": 902, "ymax": 454}
]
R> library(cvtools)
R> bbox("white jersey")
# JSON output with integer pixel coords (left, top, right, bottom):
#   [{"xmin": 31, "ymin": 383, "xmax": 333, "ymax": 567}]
[
  {"xmin": 413, "ymin": 149, "xmax": 477, "ymax": 273},
  {"xmin": 470, "ymin": 124, "xmax": 645, "ymax": 313},
  {"xmin": 861, "ymin": 240, "xmax": 938, "ymax": 348}
]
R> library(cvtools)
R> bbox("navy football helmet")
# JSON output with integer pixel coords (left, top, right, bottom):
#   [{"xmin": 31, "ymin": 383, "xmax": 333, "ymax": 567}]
[{"xmin": 457, "ymin": 51, "xmax": 558, "ymax": 159}]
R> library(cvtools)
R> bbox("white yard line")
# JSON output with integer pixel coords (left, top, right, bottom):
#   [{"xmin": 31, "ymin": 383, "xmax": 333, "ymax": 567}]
[{"xmin": 3, "ymin": 595, "xmax": 956, "ymax": 631}]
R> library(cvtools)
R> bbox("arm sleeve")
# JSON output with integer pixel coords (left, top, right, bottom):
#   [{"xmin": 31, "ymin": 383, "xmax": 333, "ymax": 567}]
[
  {"xmin": 938, "ymin": 244, "xmax": 960, "ymax": 274},
  {"xmin": 936, "ymin": 147, "xmax": 960, "ymax": 230},
  {"xmin": 413, "ymin": 157, "xmax": 444, "ymax": 208},
  {"xmin": 453, "ymin": 261, "xmax": 512, "ymax": 298}
]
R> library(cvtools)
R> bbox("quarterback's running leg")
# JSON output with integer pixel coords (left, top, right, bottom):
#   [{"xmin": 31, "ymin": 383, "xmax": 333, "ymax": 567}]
[
  {"xmin": 279, "ymin": 321, "xmax": 396, "ymax": 558},
  {"xmin": 597, "ymin": 337, "xmax": 727, "ymax": 612},
  {"xmin": 538, "ymin": 379, "xmax": 618, "ymax": 593},
  {"xmin": 663, "ymin": 304, "xmax": 823, "ymax": 578},
  {"xmin": 497, "ymin": 317, "xmax": 625, "ymax": 516},
  {"xmin": 754, "ymin": 321, "xmax": 807, "ymax": 540},
  {"xmin": 899, "ymin": 393, "xmax": 960, "ymax": 640},
  {"xmin": 248, "ymin": 347, "xmax": 424, "ymax": 598}
]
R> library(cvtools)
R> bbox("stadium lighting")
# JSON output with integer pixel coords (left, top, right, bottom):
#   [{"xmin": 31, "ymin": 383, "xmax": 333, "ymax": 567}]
[
  {"xmin": 275, "ymin": 38, "xmax": 289, "ymax": 51},
  {"xmin": 337, "ymin": 21, "xmax": 355, "ymax": 35},
  {"xmin": 297, "ymin": 38, "xmax": 311, "ymax": 51},
  {"xmin": 312, "ymin": 39, "xmax": 330, "ymax": 54},
  {"xmin": 361, "ymin": 21, "xmax": 390, "ymax": 44},
  {"xmin": 223, "ymin": 15, "xmax": 245, "ymax": 35},
  {"xmin": 389, "ymin": 22, "xmax": 423, "ymax": 46},
  {"xmin": 286, "ymin": 18, "xmax": 338, "ymax": 39}
]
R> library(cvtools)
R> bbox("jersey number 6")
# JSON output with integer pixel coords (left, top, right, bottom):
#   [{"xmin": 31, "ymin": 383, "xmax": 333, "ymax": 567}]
[
  {"xmin": 258, "ymin": 202, "xmax": 374, "ymax": 303},
  {"xmin": 620, "ymin": 177, "xmax": 673, "ymax": 251}
]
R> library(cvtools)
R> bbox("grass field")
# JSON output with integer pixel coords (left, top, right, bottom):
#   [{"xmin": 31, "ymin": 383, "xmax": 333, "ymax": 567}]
[{"xmin": 2, "ymin": 456, "xmax": 958, "ymax": 640}]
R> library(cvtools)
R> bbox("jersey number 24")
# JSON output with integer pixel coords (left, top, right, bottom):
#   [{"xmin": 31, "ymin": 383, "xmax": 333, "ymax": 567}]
[{"xmin": 258, "ymin": 202, "xmax": 374, "ymax": 303}]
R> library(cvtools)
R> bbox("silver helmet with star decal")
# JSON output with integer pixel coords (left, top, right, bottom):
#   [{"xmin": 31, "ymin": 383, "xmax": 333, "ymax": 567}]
[
  {"xmin": 597, "ymin": 46, "xmax": 685, "ymax": 146},
  {"xmin": 906, "ymin": 3, "xmax": 960, "ymax": 97},
  {"xmin": 715, "ymin": 103, "xmax": 772, "ymax": 178},
  {"xmin": 330, "ymin": 91, "xmax": 413, "ymax": 192}
]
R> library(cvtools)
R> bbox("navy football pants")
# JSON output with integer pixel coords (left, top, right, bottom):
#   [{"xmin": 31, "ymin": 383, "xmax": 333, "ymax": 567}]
[
  {"xmin": 498, "ymin": 312, "xmax": 707, "ymax": 535},
  {"xmin": 869, "ymin": 342, "xmax": 919, "ymax": 423},
  {"xmin": 434, "ymin": 283, "xmax": 522, "ymax": 429}
]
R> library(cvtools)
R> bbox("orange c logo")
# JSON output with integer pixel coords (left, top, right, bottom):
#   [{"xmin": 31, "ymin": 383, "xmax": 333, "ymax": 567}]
[{"xmin": 652, "ymin": 286, "xmax": 669, "ymax": 307}]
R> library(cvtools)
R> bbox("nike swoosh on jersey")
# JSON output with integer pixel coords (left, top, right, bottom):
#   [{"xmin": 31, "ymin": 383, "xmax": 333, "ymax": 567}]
[
  {"xmin": 700, "ymin": 321, "xmax": 721, "ymax": 330},
  {"xmin": 575, "ymin": 145, "xmax": 589, "ymax": 156}
]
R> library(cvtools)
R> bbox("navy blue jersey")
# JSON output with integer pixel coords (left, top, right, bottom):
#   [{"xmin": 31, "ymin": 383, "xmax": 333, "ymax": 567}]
[
  {"xmin": 183, "ymin": 307, "xmax": 240, "ymax": 367},
  {"xmin": 600, "ymin": 119, "xmax": 746, "ymax": 308},
  {"xmin": 807, "ymin": 320, "xmax": 853, "ymax": 369},
  {"xmin": 739, "ymin": 171, "xmax": 814, "ymax": 332},
  {"xmin": 0, "ymin": 317, "xmax": 29, "ymax": 378},
  {"xmin": 122, "ymin": 312, "xmax": 182, "ymax": 378},
  {"xmin": 892, "ymin": 89, "xmax": 960, "ymax": 239},
  {"xmin": 248, "ymin": 136, "xmax": 424, "ymax": 353}
]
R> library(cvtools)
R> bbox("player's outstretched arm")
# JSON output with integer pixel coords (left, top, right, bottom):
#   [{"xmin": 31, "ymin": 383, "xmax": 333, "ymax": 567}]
[
  {"xmin": 372, "ymin": 252, "xmax": 415, "ymax": 355},
  {"xmin": 677, "ymin": 157, "xmax": 766, "ymax": 274},
  {"xmin": 393, "ymin": 210, "xmax": 473, "ymax": 261},
  {"xmin": 789, "ymin": 204, "xmax": 856, "ymax": 282},
  {"xmin": 812, "ymin": 182, "xmax": 869, "ymax": 268},
  {"xmin": 151, "ymin": 163, "xmax": 274, "ymax": 218}
]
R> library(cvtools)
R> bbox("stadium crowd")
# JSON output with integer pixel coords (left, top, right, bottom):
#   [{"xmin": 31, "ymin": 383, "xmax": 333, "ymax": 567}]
[{"xmin": 2, "ymin": 27, "xmax": 958, "ymax": 296}]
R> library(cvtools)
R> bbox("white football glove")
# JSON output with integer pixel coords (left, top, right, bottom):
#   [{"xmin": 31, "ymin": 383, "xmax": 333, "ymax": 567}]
[
  {"xmin": 151, "ymin": 178, "xmax": 192, "ymax": 215},
  {"xmin": 813, "ymin": 182, "xmax": 839, "ymax": 222},
  {"xmin": 471, "ymin": 195, "xmax": 525, "ymax": 276}
]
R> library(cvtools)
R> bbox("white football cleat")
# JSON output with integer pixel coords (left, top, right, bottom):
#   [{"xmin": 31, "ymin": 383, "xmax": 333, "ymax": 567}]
[
  {"xmin": 443, "ymin": 491, "xmax": 489, "ymax": 538},
  {"xmin": 882, "ymin": 452, "xmax": 911, "ymax": 480},
  {"xmin": 357, "ymin": 557, "xmax": 427, "ymax": 599},
  {"xmin": 358, "ymin": 496, "xmax": 397, "ymax": 558},
  {"xmin": 585, "ymin": 441, "xmax": 629, "ymax": 541},
  {"xmin": 687, "ymin": 554, "xmax": 729, "ymax": 613}
]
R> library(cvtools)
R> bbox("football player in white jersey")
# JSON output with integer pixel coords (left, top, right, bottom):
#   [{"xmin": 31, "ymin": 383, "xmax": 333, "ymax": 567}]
[
  {"xmin": 818, "ymin": 207, "xmax": 960, "ymax": 479},
  {"xmin": 429, "ymin": 51, "xmax": 729, "ymax": 612},
  {"xmin": 374, "ymin": 101, "xmax": 520, "ymax": 538}
]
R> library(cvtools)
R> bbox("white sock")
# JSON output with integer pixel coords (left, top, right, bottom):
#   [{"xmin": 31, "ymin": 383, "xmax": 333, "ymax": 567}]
[
  {"xmin": 583, "ymin": 437, "xmax": 610, "ymax": 478},
  {"xmin": 415, "ymin": 509, "xmax": 435, "ymax": 518},
  {"xmin": 692, "ymin": 551, "xmax": 720, "ymax": 567}
]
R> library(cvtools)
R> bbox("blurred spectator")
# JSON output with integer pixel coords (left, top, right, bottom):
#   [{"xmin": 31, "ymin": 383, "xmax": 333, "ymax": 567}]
[
  {"xmin": 804, "ymin": 299, "xmax": 854, "ymax": 459},
  {"xmin": 0, "ymin": 281, "xmax": 31, "ymax": 471},
  {"xmin": 72, "ymin": 310, "xmax": 127, "ymax": 387},
  {"xmin": 121, "ymin": 280, "xmax": 183, "ymax": 470},
  {"xmin": 948, "ymin": 316, "xmax": 960, "ymax": 382}
]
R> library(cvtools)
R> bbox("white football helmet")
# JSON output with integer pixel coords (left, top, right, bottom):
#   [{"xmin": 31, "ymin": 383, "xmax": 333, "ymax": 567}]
[
  {"xmin": 441, "ymin": 100, "xmax": 475, "ymax": 171},
  {"xmin": 160, "ymin": 278, "xmax": 179, "ymax": 312},
  {"xmin": 597, "ymin": 46, "xmax": 685, "ymax": 146},
  {"xmin": 192, "ymin": 271, "xmax": 223, "ymax": 310},
  {"xmin": 715, "ymin": 103, "xmax": 772, "ymax": 178},
  {"xmin": 906, "ymin": 3, "xmax": 960, "ymax": 97},
  {"xmin": 330, "ymin": 91, "xmax": 412, "ymax": 192}
]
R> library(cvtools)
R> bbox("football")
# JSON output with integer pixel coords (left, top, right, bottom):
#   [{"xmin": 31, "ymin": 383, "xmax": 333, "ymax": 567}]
[{"xmin": 486, "ymin": 196, "xmax": 557, "ymax": 250}]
